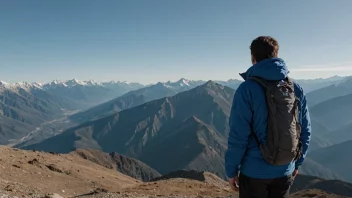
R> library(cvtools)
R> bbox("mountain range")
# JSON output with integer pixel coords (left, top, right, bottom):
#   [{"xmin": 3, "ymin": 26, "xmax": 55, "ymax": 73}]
[
  {"xmin": 308, "ymin": 141, "xmax": 352, "ymax": 183},
  {"xmin": 21, "ymin": 79, "xmax": 352, "ymax": 183},
  {"xmin": 23, "ymin": 81, "xmax": 234, "ymax": 178},
  {"xmin": 2, "ymin": 75, "xmax": 352, "ymax": 191},
  {"xmin": 310, "ymin": 92, "xmax": 352, "ymax": 130},
  {"xmin": 0, "ymin": 80, "xmax": 144, "ymax": 145},
  {"xmin": 69, "ymin": 78, "xmax": 241, "ymax": 123},
  {"xmin": 306, "ymin": 76, "xmax": 352, "ymax": 107},
  {"xmin": 294, "ymin": 75, "xmax": 345, "ymax": 93}
]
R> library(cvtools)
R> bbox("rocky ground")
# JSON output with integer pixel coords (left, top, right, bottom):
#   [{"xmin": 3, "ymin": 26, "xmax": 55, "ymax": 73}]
[
  {"xmin": 0, "ymin": 146, "xmax": 137, "ymax": 197},
  {"xmin": 0, "ymin": 147, "xmax": 349, "ymax": 198}
]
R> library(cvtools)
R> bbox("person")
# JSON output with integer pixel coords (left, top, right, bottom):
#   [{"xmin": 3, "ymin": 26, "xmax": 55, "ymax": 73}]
[{"xmin": 225, "ymin": 36, "xmax": 311, "ymax": 198}]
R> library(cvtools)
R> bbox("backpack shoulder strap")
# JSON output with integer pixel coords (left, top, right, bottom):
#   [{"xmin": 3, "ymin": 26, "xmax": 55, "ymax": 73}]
[
  {"xmin": 247, "ymin": 76, "xmax": 269, "ymax": 147},
  {"xmin": 248, "ymin": 76, "xmax": 269, "ymax": 89}
]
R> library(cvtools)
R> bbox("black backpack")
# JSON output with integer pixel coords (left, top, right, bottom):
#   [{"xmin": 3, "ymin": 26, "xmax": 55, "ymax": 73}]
[{"xmin": 249, "ymin": 76, "xmax": 302, "ymax": 166}]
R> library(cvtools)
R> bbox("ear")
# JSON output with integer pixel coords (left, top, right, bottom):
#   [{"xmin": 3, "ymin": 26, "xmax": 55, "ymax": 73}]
[{"xmin": 251, "ymin": 54, "xmax": 256, "ymax": 65}]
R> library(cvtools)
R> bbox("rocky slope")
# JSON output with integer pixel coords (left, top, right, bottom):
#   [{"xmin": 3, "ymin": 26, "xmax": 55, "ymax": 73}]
[
  {"xmin": 73, "ymin": 149, "xmax": 161, "ymax": 182},
  {"xmin": 0, "ymin": 146, "xmax": 138, "ymax": 197}
]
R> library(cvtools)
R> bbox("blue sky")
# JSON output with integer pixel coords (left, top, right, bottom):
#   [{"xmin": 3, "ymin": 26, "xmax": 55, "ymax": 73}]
[{"xmin": 1, "ymin": 0, "xmax": 352, "ymax": 84}]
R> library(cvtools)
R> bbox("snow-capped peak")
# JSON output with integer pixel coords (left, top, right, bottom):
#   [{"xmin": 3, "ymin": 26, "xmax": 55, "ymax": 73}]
[
  {"xmin": 0, "ymin": 80, "xmax": 9, "ymax": 86},
  {"xmin": 165, "ymin": 78, "xmax": 191, "ymax": 88},
  {"xmin": 33, "ymin": 82, "xmax": 43, "ymax": 86},
  {"xmin": 31, "ymin": 82, "xmax": 44, "ymax": 89},
  {"xmin": 177, "ymin": 78, "xmax": 190, "ymax": 86},
  {"xmin": 0, "ymin": 81, "xmax": 44, "ymax": 92},
  {"xmin": 43, "ymin": 80, "xmax": 67, "ymax": 88},
  {"xmin": 51, "ymin": 80, "xmax": 63, "ymax": 85},
  {"xmin": 65, "ymin": 79, "xmax": 85, "ymax": 87},
  {"xmin": 90, "ymin": 80, "xmax": 104, "ymax": 86},
  {"xmin": 86, "ymin": 80, "xmax": 97, "ymax": 86},
  {"xmin": 122, "ymin": 81, "xmax": 132, "ymax": 85}
]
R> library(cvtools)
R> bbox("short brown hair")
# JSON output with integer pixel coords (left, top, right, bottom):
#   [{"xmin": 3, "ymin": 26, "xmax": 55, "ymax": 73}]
[{"xmin": 250, "ymin": 36, "xmax": 279, "ymax": 62}]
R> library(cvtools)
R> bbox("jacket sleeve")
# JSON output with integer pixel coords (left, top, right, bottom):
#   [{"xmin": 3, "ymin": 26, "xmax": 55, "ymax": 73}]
[
  {"xmin": 295, "ymin": 90, "xmax": 312, "ymax": 170},
  {"xmin": 225, "ymin": 83, "xmax": 252, "ymax": 178}
]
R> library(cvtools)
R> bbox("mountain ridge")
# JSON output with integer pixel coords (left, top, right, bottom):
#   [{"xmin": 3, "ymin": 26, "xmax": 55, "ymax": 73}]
[
  {"xmin": 310, "ymin": 92, "xmax": 352, "ymax": 130},
  {"xmin": 22, "ymin": 81, "xmax": 234, "ymax": 178},
  {"xmin": 309, "ymin": 140, "xmax": 352, "ymax": 182},
  {"xmin": 73, "ymin": 149, "xmax": 161, "ymax": 182},
  {"xmin": 21, "ymin": 81, "xmax": 346, "ymax": 182}
]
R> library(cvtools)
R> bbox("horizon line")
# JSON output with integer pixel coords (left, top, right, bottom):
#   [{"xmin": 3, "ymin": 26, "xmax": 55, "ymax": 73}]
[{"xmin": 0, "ymin": 74, "xmax": 349, "ymax": 86}]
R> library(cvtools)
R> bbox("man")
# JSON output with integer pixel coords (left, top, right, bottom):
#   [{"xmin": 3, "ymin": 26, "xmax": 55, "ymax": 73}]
[{"xmin": 225, "ymin": 36, "xmax": 311, "ymax": 198}]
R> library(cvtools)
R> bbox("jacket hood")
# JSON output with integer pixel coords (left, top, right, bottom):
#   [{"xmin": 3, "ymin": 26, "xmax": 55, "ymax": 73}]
[{"xmin": 240, "ymin": 58, "xmax": 289, "ymax": 81}]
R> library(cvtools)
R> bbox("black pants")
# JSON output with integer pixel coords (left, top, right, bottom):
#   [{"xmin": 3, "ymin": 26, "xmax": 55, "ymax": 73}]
[{"xmin": 239, "ymin": 173, "xmax": 294, "ymax": 198}]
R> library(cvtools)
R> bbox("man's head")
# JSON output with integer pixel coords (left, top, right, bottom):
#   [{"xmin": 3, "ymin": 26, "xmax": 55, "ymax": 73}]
[{"xmin": 250, "ymin": 36, "xmax": 279, "ymax": 64}]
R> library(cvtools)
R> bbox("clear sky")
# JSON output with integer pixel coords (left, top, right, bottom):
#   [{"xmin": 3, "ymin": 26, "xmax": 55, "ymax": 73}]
[{"xmin": 1, "ymin": 0, "xmax": 352, "ymax": 84}]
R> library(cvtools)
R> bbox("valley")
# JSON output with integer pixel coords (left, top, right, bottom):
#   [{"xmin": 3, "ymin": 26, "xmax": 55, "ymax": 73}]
[{"xmin": 10, "ymin": 110, "xmax": 79, "ymax": 147}]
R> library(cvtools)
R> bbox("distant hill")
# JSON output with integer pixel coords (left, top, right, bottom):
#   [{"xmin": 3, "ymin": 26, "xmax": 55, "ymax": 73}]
[
  {"xmin": 68, "ymin": 82, "xmax": 179, "ymax": 123},
  {"xmin": 308, "ymin": 117, "xmax": 333, "ymax": 151},
  {"xmin": 310, "ymin": 93, "xmax": 352, "ymax": 130},
  {"xmin": 308, "ymin": 118, "xmax": 333, "ymax": 151},
  {"xmin": 309, "ymin": 136, "xmax": 333, "ymax": 151},
  {"xmin": 215, "ymin": 79, "xmax": 242, "ymax": 90},
  {"xmin": 307, "ymin": 76, "xmax": 352, "ymax": 107},
  {"xmin": 73, "ymin": 149, "xmax": 161, "ymax": 182},
  {"xmin": 23, "ymin": 81, "xmax": 234, "ymax": 179},
  {"xmin": 309, "ymin": 140, "xmax": 352, "ymax": 183},
  {"xmin": 42, "ymin": 79, "xmax": 144, "ymax": 109},
  {"xmin": 213, "ymin": 76, "xmax": 345, "ymax": 94},
  {"xmin": 300, "ymin": 158, "xmax": 344, "ymax": 180},
  {"xmin": 324, "ymin": 123, "xmax": 352, "ymax": 144},
  {"xmin": 294, "ymin": 75, "xmax": 345, "ymax": 93},
  {"xmin": 69, "ymin": 78, "xmax": 239, "ymax": 123}
]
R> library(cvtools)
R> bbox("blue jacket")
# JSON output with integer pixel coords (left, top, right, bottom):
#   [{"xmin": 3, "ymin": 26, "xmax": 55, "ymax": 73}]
[{"xmin": 225, "ymin": 58, "xmax": 311, "ymax": 179}]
